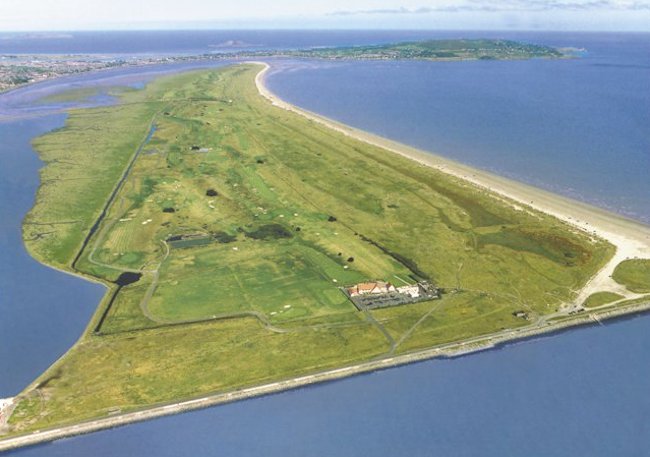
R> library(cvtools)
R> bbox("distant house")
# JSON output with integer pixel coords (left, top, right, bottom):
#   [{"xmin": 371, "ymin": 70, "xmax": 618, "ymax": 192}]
[
  {"xmin": 347, "ymin": 281, "xmax": 396, "ymax": 297},
  {"xmin": 344, "ymin": 280, "xmax": 439, "ymax": 311}
]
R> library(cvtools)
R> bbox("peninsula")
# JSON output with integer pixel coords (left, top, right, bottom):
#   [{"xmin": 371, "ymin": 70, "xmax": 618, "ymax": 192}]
[
  {"xmin": 1, "ymin": 62, "xmax": 649, "ymax": 451},
  {"xmin": 245, "ymin": 38, "xmax": 564, "ymax": 60}
]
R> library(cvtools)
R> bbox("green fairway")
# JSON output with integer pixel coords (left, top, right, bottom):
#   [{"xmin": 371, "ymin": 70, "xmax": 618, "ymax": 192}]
[
  {"xmin": 23, "ymin": 98, "xmax": 161, "ymax": 269},
  {"xmin": 8, "ymin": 64, "xmax": 619, "ymax": 435},
  {"xmin": 147, "ymin": 242, "xmax": 366, "ymax": 323},
  {"xmin": 612, "ymin": 259, "xmax": 650, "ymax": 293},
  {"xmin": 582, "ymin": 292, "xmax": 625, "ymax": 309}
]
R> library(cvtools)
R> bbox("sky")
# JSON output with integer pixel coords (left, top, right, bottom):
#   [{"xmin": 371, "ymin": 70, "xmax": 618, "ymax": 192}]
[{"xmin": 1, "ymin": 0, "xmax": 649, "ymax": 31}]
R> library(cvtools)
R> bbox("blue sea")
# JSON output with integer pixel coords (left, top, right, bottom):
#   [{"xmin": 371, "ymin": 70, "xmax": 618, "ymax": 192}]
[
  {"xmin": 0, "ymin": 30, "xmax": 625, "ymax": 55},
  {"xmin": 1, "ymin": 30, "xmax": 649, "ymax": 456}
]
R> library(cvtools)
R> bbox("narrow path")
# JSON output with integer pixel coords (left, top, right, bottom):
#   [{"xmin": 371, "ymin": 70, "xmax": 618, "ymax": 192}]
[
  {"xmin": 393, "ymin": 301, "xmax": 443, "ymax": 351},
  {"xmin": 71, "ymin": 118, "xmax": 159, "ymax": 270},
  {"xmin": 355, "ymin": 301, "xmax": 396, "ymax": 353},
  {"xmin": 118, "ymin": 309, "xmax": 290, "ymax": 335},
  {"xmin": 68, "ymin": 113, "xmax": 162, "ymax": 334}
]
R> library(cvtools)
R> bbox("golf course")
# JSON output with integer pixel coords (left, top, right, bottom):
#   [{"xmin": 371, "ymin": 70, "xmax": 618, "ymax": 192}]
[{"xmin": 5, "ymin": 63, "xmax": 650, "ymax": 440}]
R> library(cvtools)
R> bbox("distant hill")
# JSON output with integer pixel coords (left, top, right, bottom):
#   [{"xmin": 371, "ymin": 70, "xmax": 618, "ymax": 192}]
[{"xmin": 244, "ymin": 39, "xmax": 565, "ymax": 61}]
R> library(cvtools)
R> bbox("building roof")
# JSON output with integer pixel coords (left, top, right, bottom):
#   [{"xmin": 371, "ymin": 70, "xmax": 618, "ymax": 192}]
[{"xmin": 347, "ymin": 281, "xmax": 394, "ymax": 296}]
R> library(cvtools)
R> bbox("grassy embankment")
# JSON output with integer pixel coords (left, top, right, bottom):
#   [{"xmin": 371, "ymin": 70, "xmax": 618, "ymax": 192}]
[
  {"xmin": 8, "ymin": 64, "xmax": 621, "ymax": 433},
  {"xmin": 612, "ymin": 260, "xmax": 650, "ymax": 293},
  {"xmin": 582, "ymin": 292, "xmax": 625, "ymax": 309}
]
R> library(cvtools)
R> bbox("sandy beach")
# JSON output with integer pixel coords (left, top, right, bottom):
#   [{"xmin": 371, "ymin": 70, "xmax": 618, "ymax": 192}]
[{"xmin": 252, "ymin": 62, "xmax": 650, "ymax": 308}]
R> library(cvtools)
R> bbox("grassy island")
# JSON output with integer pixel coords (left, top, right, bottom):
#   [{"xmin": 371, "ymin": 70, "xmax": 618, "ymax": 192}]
[{"xmin": 3, "ymin": 63, "xmax": 649, "ymax": 446}]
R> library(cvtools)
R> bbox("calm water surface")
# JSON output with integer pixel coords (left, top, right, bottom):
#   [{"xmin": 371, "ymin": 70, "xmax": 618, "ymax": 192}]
[
  {"xmin": 0, "ymin": 30, "xmax": 615, "ymax": 55},
  {"xmin": 0, "ymin": 116, "xmax": 104, "ymax": 395},
  {"xmin": 1, "ymin": 31, "xmax": 649, "ymax": 456}
]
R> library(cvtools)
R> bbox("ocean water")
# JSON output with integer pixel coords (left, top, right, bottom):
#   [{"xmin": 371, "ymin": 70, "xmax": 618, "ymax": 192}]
[
  {"xmin": 1, "ymin": 31, "xmax": 649, "ymax": 456},
  {"xmin": 0, "ymin": 116, "xmax": 105, "ymax": 395},
  {"xmin": 0, "ymin": 30, "xmax": 600, "ymax": 55}
]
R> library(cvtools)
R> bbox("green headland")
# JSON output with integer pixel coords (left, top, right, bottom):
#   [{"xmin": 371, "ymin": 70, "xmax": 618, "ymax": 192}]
[
  {"xmin": 253, "ymin": 38, "xmax": 565, "ymax": 60},
  {"xmin": 4, "ymin": 63, "xmax": 649, "ymax": 442}
]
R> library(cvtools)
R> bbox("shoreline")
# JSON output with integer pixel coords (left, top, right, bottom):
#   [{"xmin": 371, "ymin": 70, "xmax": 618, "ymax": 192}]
[
  {"xmin": 252, "ymin": 61, "xmax": 650, "ymax": 310},
  {"xmin": 2, "ymin": 62, "xmax": 650, "ymax": 451},
  {"xmin": 1, "ymin": 298, "xmax": 648, "ymax": 452}
]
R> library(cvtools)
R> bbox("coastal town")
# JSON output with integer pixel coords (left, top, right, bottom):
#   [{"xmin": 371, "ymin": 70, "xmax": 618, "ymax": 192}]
[
  {"xmin": 0, "ymin": 38, "xmax": 566, "ymax": 93},
  {"xmin": 0, "ymin": 54, "xmax": 192, "ymax": 92},
  {"xmin": 0, "ymin": 55, "xmax": 118, "ymax": 91}
]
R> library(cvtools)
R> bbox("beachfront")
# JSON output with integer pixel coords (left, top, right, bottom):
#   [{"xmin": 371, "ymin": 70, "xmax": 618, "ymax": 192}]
[{"xmin": 253, "ymin": 62, "xmax": 650, "ymax": 311}]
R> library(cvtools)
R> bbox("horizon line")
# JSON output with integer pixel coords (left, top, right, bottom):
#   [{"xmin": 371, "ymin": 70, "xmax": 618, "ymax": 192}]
[{"xmin": 2, "ymin": 27, "xmax": 650, "ymax": 33}]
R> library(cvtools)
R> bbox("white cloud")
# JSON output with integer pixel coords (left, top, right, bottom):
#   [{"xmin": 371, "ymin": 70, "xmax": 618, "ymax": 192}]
[
  {"xmin": 0, "ymin": 0, "xmax": 648, "ymax": 31},
  {"xmin": 330, "ymin": 0, "xmax": 650, "ymax": 15}
]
